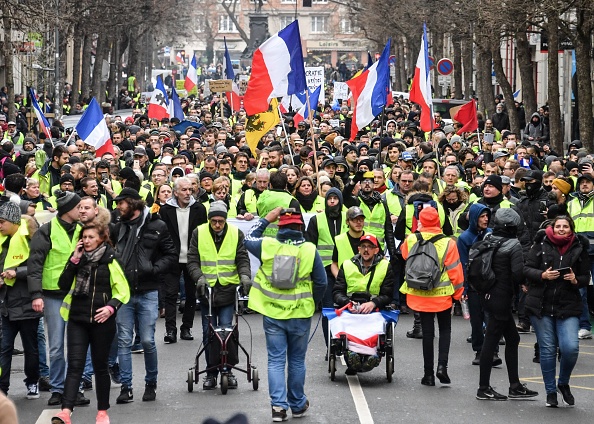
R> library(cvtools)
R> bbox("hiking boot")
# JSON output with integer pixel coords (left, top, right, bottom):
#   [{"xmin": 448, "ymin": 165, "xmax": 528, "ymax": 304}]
[
  {"xmin": 51, "ymin": 410, "xmax": 72, "ymax": 424},
  {"xmin": 180, "ymin": 328, "xmax": 194, "ymax": 340},
  {"xmin": 142, "ymin": 383, "xmax": 157, "ymax": 401},
  {"xmin": 476, "ymin": 386, "xmax": 508, "ymax": 401},
  {"xmin": 48, "ymin": 392, "xmax": 62, "ymax": 406},
  {"xmin": 228, "ymin": 373, "xmax": 238, "ymax": 389},
  {"xmin": 96, "ymin": 410, "xmax": 110, "ymax": 424},
  {"xmin": 363, "ymin": 355, "xmax": 381, "ymax": 370},
  {"xmin": 26, "ymin": 383, "xmax": 39, "ymax": 399},
  {"xmin": 164, "ymin": 331, "xmax": 177, "ymax": 344},
  {"xmin": 116, "ymin": 386, "xmax": 133, "ymax": 404},
  {"xmin": 345, "ymin": 351, "xmax": 362, "ymax": 370},
  {"xmin": 75, "ymin": 391, "xmax": 91, "ymax": 406},
  {"xmin": 202, "ymin": 375, "xmax": 217, "ymax": 390},
  {"xmin": 406, "ymin": 327, "xmax": 423, "ymax": 339},
  {"xmin": 516, "ymin": 322, "xmax": 530, "ymax": 333},
  {"xmin": 272, "ymin": 406, "xmax": 288, "ymax": 422},
  {"xmin": 436, "ymin": 364, "xmax": 451, "ymax": 384},
  {"xmin": 508, "ymin": 383, "xmax": 538, "ymax": 398},
  {"xmin": 292, "ymin": 400, "xmax": 310, "ymax": 418},
  {"xmin": 472, "ymin": 352, "xmax": 481, "ymax": 366},
  {"xmin": 492, "ymin": 353, "xmax": 503, "ymax": 367},
  {"xmin": 109, "ymin": 363, "xmax": 121, "ymax": 385},
  {"xmin": 546, "ymin": 392, "xmax": 558, "ymax": 407},
  {"xmin": 38, "ymin": 376, "xmax": 51, "ymax": 392},
  {"xmin": 557, "ymin": 384, "xmax": 575, "ymax": 406},
  {"xmin": 421, "ymin": 374, "xmax": 435, "ymax": 386}
]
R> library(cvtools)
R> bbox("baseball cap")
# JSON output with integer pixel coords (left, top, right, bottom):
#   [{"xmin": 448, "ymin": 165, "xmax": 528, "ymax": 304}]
[
  {"xmin": 359, "ymin": 234, "xmax": 379, "ymax": 248},
  {"xmin": 521, "ymin": 170, "xmax": 543, "ymax": 182},
  {"xmin": 278, "ymin": 209, "xmax": 304, "ymax": 226},
  {"xmin": 493, "ymin": 151, "xmax": 509, "ymax": 160},
  {"xmin": 346, "ymin": 206, "xmax": 365, "ymax": 220},
  {"xmin": 133, "ymin": 146, "xmax": 147, "ymax": 156},
  {"xmin": 400, "ymin": 151, "xmax": 414, "ymax": 162}
]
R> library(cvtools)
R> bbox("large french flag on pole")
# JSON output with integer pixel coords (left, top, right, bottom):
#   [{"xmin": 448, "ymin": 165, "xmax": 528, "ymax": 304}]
[
  {"xmin": 243, "ymin": 21, "xmax": 307, "ymax": 116},
  {"xmin": 346, "ymin": 39, "xmax": 391, "ymax": 140},
  {"xmin": 293, "ymin": 85, "xmax": 321, "ymax": 126},
  {"xmin": 185, "ymin": 55, "xmax": 198, "ymax": 92},
  {"xmin": 148, "ymin": 76, "xmax": 169, "ymax": 120},
  {"xmin": 168, "ymin": 86, "xmax": 184, "ymax": 121},
  {"xmin": 279, "ymin": 92, "xmax": 306, "ymax": 114},
  {"xmin": 76, "ymin": 98, "xmax": 114, "ymax": 157},
  {"xmin": 29, "ymin": 88, "xmax": 52, "ymax": 139},
  {"xmin": 223, "ymin": 37, "xmax": 242, "ymax": 112},
  {"xmin": 409, "ymin": 23, "xmax": 435, "ymax": 132}
]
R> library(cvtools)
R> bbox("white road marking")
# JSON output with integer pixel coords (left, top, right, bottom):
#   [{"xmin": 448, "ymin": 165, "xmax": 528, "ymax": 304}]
[
  {"xmin": 36, "ymin": 409, "xmax": 61, "ymax": 424},
  {"xmin": 339, "ymin": 355, "xmax": 374, "ymax": 424}
]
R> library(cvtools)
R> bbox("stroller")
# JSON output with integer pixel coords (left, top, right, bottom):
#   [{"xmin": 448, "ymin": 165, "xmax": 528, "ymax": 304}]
[
  {"xmin": 187, "ymin": 287, "xmax": 258, "ymax": 394},
  {"xmin": 323, "ymin": 304, "xmax": 399, "ymax": 382}
]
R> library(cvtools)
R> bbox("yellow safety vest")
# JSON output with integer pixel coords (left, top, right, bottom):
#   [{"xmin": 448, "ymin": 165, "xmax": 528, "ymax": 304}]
[
  {"xmin": 248, "ymin": 238, "xmax": 317, "ymax": 319},
  {"xmin": 256, "ymin": 190, "xmax": 296, "ymax": 238},
  {"xmin": 342, "ymin": 258, "xmax": 389, "ymax": 297},
  {"xmin": 358, "ymin": 201, "xmax": 387, "ymax": 248},
  {"xmin": 384, "ymin": 191, "xmax": 404, "ymax": 217},
  {"xmin": 42, "ymin": 219, "xmax": 82, "ymax": 291},
  {"xmin": 0, "ymin": 219, "xmax": 31, "ymax": 286},
  {"xmin": 243, "ymin": 189, "xmax": 258, "ymax": 214},
  {"xmin": 334, "ymin": 232, "xmax": 366, "ymax": 269},
  {"xmin": 197, "ymin": 223, "xmax": 240, "ymax": 287},
  {"xmin": 315, "ymin": 211, "xmax": 348, "ymax": 267},
  {"xmin": 404, "ymin": 203, "xmax": 447, "ymax": 235}
]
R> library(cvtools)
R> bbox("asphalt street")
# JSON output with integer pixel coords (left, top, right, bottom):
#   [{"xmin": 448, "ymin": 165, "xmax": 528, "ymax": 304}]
[{"xmin": 7, "ymin": 310, "xmax": 594, "ymax": 424}]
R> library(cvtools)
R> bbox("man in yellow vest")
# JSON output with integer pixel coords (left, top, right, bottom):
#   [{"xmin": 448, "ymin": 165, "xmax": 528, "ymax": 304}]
[
  {"xmin": 187, "ymin": 201, "xmax": 250, "ymax": 391},
  {"xmin": 332, "ymin": 234, "xmax": 395, "ymax": 375},
  {"xmin": 244, "ymin": 207, "xmax": 327, "ymax": 422},
  {"xmin": 28, "ymin": 191, "xmax": 91, "ymax": 406}
]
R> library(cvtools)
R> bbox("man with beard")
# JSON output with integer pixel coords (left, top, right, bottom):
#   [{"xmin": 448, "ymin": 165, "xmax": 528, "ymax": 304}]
[
  {"xmin": 305, "ymin": 188, "xmax": 348, "ymax": 350},
  {"xmin": 267, "ymin": 145, "xmax": 285, "ymax": 170}
]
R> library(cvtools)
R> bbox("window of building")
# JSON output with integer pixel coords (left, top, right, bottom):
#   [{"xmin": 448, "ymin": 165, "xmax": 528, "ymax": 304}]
[
  {"xmin": 340, "ymin": 18, "xmax": 354, "ymax": 34},
  {"xmin": 312, "ymin": 0, "xmax": 328, "ymax": 3},
  {"xmin": 219, "ymin": 15, "xmax": 237, "ymax": 33},
  {"xmin": 311, "ymin": 16, "xmax": 328, "ymax": 33},
  {"xmin": 280, "ymin": 0, "xmax": 296, "ymax": 3},
  {"xmin": 280, "ymin": 15, "xmax": 295, "ymax": 29}
]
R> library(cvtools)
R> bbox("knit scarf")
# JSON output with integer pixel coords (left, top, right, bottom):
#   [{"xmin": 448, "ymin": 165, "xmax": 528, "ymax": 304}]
[
  {"xmin": 295, "ymin": 190, "xmax": 318, "ymax": 212},
  {"xmin": 73, "ymin": 244, "xmax": 107, "ymax": 297},
  {"xmin": 545, "ymin": 226, "xmax": 575, "ymax": 256}
]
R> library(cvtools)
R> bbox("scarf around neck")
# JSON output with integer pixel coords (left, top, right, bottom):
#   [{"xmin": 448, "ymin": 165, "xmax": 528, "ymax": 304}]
[
  {"xmin": 73, "ymin": 244, "xmax": 107, "ymax": 297},
  {"xmin": 545, "ymin": 226, "xmax": 575, "ymax": 256}
]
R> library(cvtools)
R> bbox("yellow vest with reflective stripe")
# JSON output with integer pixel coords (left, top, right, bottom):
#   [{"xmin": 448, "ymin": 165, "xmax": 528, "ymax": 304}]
[
  {"xmin": 384, "ymin": 191, "xmax": 404, "ymax": 217},
  {"xmin": 0, "ymin": 218, "xmax": 31, "ymax": 286},
  {"xmin": 334, "ymin": 232, "xmax": 366, "ymax": 268},
  {"xmin": 358, "ymin": 201, "xmax": 386, "ymax": 248},
  {"xmin": 248, "ymin": 238, "xmax": 317, "ymax": 319},
  {"xmin": 243, "ymin": 189, "xmax": 258, "ymax": 214},
  {"xmin": 42, "ymin": 219, "xmax": 82, "ymax": 291},
  {"xmin": 197, "ymin": 223, "xmax": 240, "ymax": 287},
  {"xmin": 316, "ymin": 211, "xmax": 348, "ymax": 267},
  {"xmin": 400, "ymin": 233, "xmax": 456, "ymax": 297},
  {"xmin": 256, "ymin": 190, "xmax": 296, "ymax": 238},
  {"xmin": 567, "ymin": 197, "xmax": 594, "ymax": 233},
  {"xmin": 404, "ymin": 203, "xmax": 446, "ymax": 235},
  {"xmin": 343, "ymin": 258, "xmax": 389, "ymax": 297}
]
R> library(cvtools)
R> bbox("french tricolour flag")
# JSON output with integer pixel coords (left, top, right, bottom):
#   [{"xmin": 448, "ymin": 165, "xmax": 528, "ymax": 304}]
[
  {"xmin": 223, "ymin": 37, "xmax": 242, "ymax": 112},
  {"xmin": 185, "ymin": 55, "xmax": 198, "ymax": 92},
  {"xmin": 243, "ymin": 20, "xmax": 307, "ymax": 116},
  {"xmin": 148, "ymin": 76, "xmax": 169, "ymax": 121},
  {"xmin": 409, "ymin": 24, "xmax": 435, "ymax": 132},
  {"xmin": 76, "ymin": 98, "xmax": 114, "ymax": 157},
  {"xmin": 279, "ymin": 92, "xmax": 306, "ymax": 114},
  {"xmin": 346, "ymin": 39, "xmax": 391, "ymax": 140},
  {"xmin": 293, "ymin": 85, "xmax": 321, "ymax": 126},
  {"xmin": 29, "ymin": 88, "xmax": 52, "ymax": 139},
  {"xmin": 329, "ymin": 311, "xmax": 386, "ymax": 355}
]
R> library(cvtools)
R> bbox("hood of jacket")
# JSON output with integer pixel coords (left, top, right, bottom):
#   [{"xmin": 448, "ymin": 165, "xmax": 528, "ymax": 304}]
[
  {"xmin": 166, "ymin": 193, "xmax": 196, "ymax": 209},
  {"xmin": 530, "ymin": 112, "xmax": 541, "ymax": 125},
  {"xmin": 405, "ymin": 191, "xmax": 433, "ymax": 205},
  {"xmin": 468, "ymin": 203, "xmax": 491, "ymax": 233},
  {"xmin": 325, "ymin": 187, "xmax": 343, "ymax": 209}
]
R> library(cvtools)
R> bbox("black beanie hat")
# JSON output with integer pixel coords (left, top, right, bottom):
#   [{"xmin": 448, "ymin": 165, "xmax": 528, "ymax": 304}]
[{"xmin": 483, "ymin": 175, "xmax": 503, "ymax": 192}]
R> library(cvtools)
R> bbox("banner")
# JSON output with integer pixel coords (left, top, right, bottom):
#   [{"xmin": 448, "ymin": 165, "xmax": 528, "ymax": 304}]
[
  {"xmin": 305, "ymin": 66, "xmax": 324, "ymax": 92},
  {"xmin": 333, "ymin": 82, "xmax": 349, "ymax": 102}
]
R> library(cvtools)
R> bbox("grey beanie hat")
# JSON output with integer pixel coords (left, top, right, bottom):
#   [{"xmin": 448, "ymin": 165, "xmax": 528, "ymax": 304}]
[
  {"xmin": 56, "ymin": 190, "xmax": 81, "ymax": 215},
  {"xmin": 208, "ymin": 200, "xmax": 228, "ymax": 219},
  {"xmin": 0, "ymin": 201, "xmax": 22, "ymax": 225}
]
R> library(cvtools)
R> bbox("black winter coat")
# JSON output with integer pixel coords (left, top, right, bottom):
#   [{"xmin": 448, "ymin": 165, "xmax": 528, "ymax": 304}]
[
  {"xmin": 516, "ymin": 188, "xmax": 549, "ymax": 242},
  {"xmin": 0, "ymin": 258, "xmax": 42, "ymax": 321},
  {"xmin": 524, "ymin": 230, "xmax": 591, "ymax": 319}
]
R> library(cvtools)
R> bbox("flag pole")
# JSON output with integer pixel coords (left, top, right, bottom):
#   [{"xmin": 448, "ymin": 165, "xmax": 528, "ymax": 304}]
[
  {"xmin": 277, "ymin": 103, "xmax": 295, "ymax": 165},
  {"xmin": 305, "ymin": 90, "xmax": 321, "ymax": 194}
]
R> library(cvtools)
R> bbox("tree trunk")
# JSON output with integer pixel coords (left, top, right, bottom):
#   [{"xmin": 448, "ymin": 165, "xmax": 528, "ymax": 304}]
[
  {"xmin": 92, "ymin": 34, "xmax": 108, "ymax": 103},
  {"xmin": 546, "ymin": 12, "xmax": 563, "ymax": 153},
  {"xmin": 432, "ymin": 32, "xmax": 443, "ymax": 98},
  {"xmin": 127, "ymin": 28, "xmax": 141, "ymax": 83},
  {"xmin": 2, "ymin": 15, "xmax": 16, "ymax": 120},
  {"xmin": 107, "ymin": 34, "xmax": 117, "ymax": 106},
  {"xmin": 574, "ymin": 31, "xmax": 593, "ymax": 152},
  {"xmin": 80, "ymin": 33, "xmax": 92, "ymax": 101},
  {"xmin": 492, "ymin": 40, "xmax": 520, "ymax": 134},
  {"xmin": 462, "ymin": 37, "xmax": 473, "ymax": 99},
  {"xmin": 71, "ymin": 24, "xmax": 83, "ymax": 106},
  {"xmin": 453, "ymin": 36, "xmax": 463, "ymax": 99},
  {"xmin": 475, "ymin": 41, "xmax": 495, "ymax": 118},
  {"xmin": 515, "ymin": 31, "xmax": 537, "ymax": 117},
  {"xmin": 398, "ymin": 39, "xmax": 407, "ymax": 91},
  {"xmin": 393, "ymin": 37, "xmax": 403, "ymax": 92}
]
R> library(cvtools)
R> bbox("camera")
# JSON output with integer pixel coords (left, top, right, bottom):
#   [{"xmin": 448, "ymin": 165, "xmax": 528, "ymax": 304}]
[{"xmin": 101, "ymin": 172, "xmax": 109, "ymax": 185}]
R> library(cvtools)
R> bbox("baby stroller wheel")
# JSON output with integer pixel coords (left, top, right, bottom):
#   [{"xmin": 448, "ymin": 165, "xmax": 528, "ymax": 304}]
[
  {"xmin": 386, "ymin": 357, "xmax": 394, "ymax": 382},
  {"xmin": 220, "ymin": 374, "xmax": 229, "ymax": 395},
  {"xmin": 329, "ymin": 356, "xmax": 336, "ymax": 381},
  {"xmin": 252, "ymin": 367, "xmax": 259, "ymax": 391},
  {"xmin": 187, "ymin": 370, "xmax": 194, "ymax": 392}
]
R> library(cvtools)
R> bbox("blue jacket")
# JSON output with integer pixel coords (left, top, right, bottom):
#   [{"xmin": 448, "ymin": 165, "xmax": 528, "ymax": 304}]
[{"xmin": 457, "ymin": 203, "xmax": 492, "ymax": 288}]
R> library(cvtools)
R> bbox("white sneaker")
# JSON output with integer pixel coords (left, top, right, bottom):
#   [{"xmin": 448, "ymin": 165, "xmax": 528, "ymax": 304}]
[{"xmin": 578, "ymin": 329, "xmax": 592, "ymax": 339}]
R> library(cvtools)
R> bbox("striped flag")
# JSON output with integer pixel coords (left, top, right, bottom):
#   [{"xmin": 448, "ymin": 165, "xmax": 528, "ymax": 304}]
[
  {"xmin": 409, "ymin": 23, "xmax": 435, "ymax": 132},
  {"xmin": 29, "ymin": 88, "xmax": 52, "ymax": 139},
  {"xmin": 75, "ymin": 98, "xmax": 114, "ymax": 156}
]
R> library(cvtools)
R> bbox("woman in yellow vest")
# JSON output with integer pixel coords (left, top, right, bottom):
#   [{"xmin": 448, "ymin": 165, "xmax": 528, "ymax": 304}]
[
  {"xmin": 400, "ymin": 207, "xmax": 464, "ymax": 387},
  {"xmin": 52, "ymin": 223, "xmax": 130, "ymax": 424}
]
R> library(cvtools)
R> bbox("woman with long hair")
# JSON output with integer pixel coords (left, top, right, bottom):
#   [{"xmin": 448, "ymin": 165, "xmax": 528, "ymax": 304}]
[
  {"xmin": 294, "ymin": 176, "xmax": 324, "ymax": 214},
  {"xmin": 52, "ymin": 224, "xmax": 130, "ymax": 424}
]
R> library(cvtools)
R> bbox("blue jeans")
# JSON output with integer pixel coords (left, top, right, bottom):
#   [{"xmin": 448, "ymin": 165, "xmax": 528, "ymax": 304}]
[
  {"xmin": 44, "ymin": 296, "xmax": 67, "ymax": 393},
  {"xmin": 117, "ymin": 291, "xmax": 159, "ymax": 387},
  {"xmin": 263, "ymin": 316, "xmax": 311, "ymax": 412},
  {"xmin": 201, "ymin": 302, "xmax": 234, "ymax": 375},
  {"xmin": 38, "ymin": 318, "xmax": 49, "ymax": 378},
  {"xmin": 530, "ymin": 315, "xmax": 579, "ymax": 394}
]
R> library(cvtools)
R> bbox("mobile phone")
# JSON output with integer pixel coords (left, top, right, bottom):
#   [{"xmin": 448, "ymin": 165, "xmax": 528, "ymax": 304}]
[
  {"xmin": 134, "ymin": 159, "xmax": 140, "ymax": 168},
  {"xmin": 101, "ymin": 172, "xmax": 109, "ymax": 184},
  {"xmin": 555, "ymin": 267, "xmax": 571, "ymax": 275}
]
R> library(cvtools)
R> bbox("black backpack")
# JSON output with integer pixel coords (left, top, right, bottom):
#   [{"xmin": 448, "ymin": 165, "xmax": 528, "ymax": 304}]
[
  {"xmin": 466, "ymin": 235, "xmax": 505, "ymax": 293},
  {"xmin": 405, "ymin": 233, "xmax": 447, "ymax": 291}
]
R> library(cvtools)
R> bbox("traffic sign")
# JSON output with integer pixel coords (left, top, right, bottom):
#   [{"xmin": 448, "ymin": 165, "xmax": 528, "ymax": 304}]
[
  {"xmin": 428, "ymin": 56, "xmax": 435, "ymax": 70},
  {"xmin": 438, "ymin": 75, "xmax": 452, "ymax": 87},
  {"xmin": 437, "ymin": 58, "xmax": 454, "ymax": 76},
  {"xmin": 389, "ymin": 55, "xmax": 396, "ymax": 66}
]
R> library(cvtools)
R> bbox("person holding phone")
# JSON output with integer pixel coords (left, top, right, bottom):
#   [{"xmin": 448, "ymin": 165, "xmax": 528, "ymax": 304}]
[
  {"xmin": 524, "ymin": 215, "xmax": 591, "ymax": 407},
  {"xmin": 52, "ymin": 223, "xmax": 130, "ymax": 424}
]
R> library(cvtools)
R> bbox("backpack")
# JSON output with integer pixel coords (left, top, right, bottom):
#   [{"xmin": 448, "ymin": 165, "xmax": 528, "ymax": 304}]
[
  {"xmin": 269, "ymin": 242, "xmax": 300, "ymax": 290},
  {"xmin": 405, "ymin": 233, "xmax": 447, "ymax": 291},
  {"xmin": 466, "ymin": 235, "xmax": 505, "ymax": 293}
]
